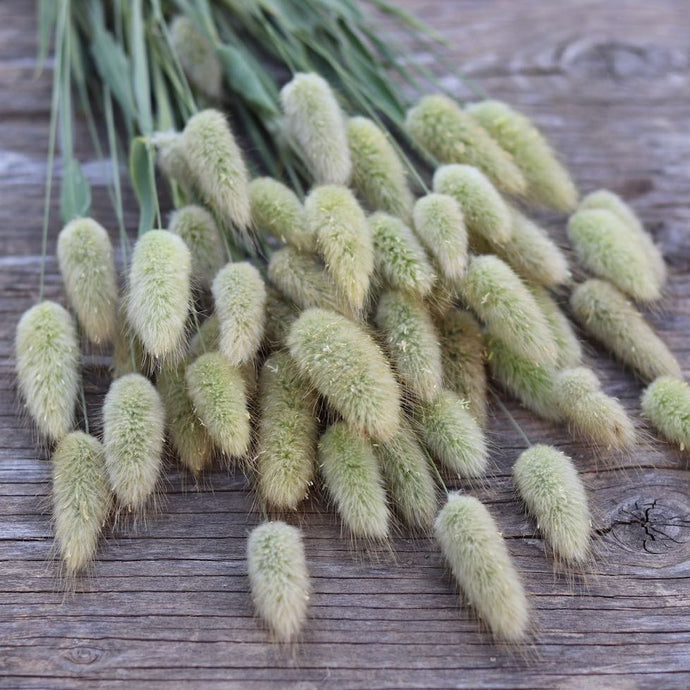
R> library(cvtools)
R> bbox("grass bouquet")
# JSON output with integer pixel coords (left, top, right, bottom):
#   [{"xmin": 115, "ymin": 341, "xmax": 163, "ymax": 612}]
[{"xmin": 17, "ymin": 0, "xmax": 688, "ymax": 645}]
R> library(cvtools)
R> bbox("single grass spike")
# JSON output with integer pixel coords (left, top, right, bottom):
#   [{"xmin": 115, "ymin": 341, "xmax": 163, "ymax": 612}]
[
  {"xmin": 52, "ymin": 431, "xmax": 112, "ymax": 577},
  {"xmin": 15, "ymin": 301, "xmax": 80, "ymax": 442},
  {"xmin": 641, "ymin": 376, "xmax": 690, "ymax": 451},
  {"xmin": 247, "ymin": 521, "xmax": 310, "ymax": 643},
  {"xmin": 57, "ymin": 217, "xmax": 118, "ymax": 345},
  {"xmin": 435, "ymin": 493, "xmax": 530, "ymax": 642}
]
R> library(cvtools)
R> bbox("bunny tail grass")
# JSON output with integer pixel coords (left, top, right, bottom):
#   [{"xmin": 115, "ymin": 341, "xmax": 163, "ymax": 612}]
[
  {"xmin": 641, "ymin": 376, "xmax": 690, "ymax": 451},
  {"xmin": 280, "ymin": 72, "xmax": 351, "ymax": 185},
  {"xmin": 405, "ymin": 95, "xmax": 526, "ymax": 196},
  {"xmin": 15, "ymin": 301, "xmax": 80, "ymax": 442},
  {"xmin": 435, "ymin": 493, "xmax": 530, "ymax": 642},
  {"xmin": 288, "ymin": 309, "xmax": 401, "ymax": 441},
  {"xmin": 256, "ymin": 352, "xmax": 319, "ymax": 510},
  {"xmin": 57, "ymin": 217, "xmax": 118, "ymax": 344},
  {"xmin": 264, "ymin": 287, "xmax": 300, "ymax": 350},
  {"xmin": 127, "ymin": 230, "xmax": 192, "ymax": 360},
  {"xmin": 212, "ymin": 262, "xmax": 267, "ymax": 365},
  {"xmin": 414, "ymin": 390, "xmax": 489, "ymax": 478},
  {"xmin": 247, "ymin": 521, "xmax": 310, "ymax": 643},
  {"xmin": 319, "ymin": 422, "xmax": 390, "ymax": 540},
  {"xmin": 571, "ymin": 279, "xmax": 681, "ymax": 382},
  {"xmin": 513, "ymin": 445, "xmax": 591, "ymax": 564},
  {"xmin": 467, "ymin": 99, "xmax": 578, "ymax": 212},
  {"xmin": 52, "ymin": 431, "xmax": 112, "ymax": 577},
  {"xmin": 347, "ymin": 116, "xmax": 414, "ymax": 221},
  {"xmin": 103, "ymin": 374, "xmax": 165, "ymax": 510},
  {"xmin": 185, "ymin": 352, "xmax": 251, "ymax": 459}
]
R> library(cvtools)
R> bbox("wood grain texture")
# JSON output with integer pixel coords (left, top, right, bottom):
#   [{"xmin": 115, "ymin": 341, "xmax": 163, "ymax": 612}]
[{"xmin": 1, "ymin": 0, "xmax": 689, "ymax": 688}]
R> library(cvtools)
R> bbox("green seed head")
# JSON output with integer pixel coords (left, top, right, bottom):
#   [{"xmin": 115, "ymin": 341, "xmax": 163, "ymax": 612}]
[
  {"xmin": 154, "ymin": 131, "xmax": 194, "ymax": 193},
  {"xmin": 435, "ymin": 493, "xmax": 529, "ymax": 642},
  {"xmin": 280, "ymin": 72, "xmax": 351, "ymax": 185},
  {"xmin": 188, "ymin": 314, "xmax": 220, "ymax": 358},
  {"xmin": 57, "ymin": 217, "xmax": 118, "ymax": 345},
  {"xmin": 185, "ymin": 352, "xmax": 251, "ymax": 459},
  {"xmin": 571, "ymin": 279, "xmax": 680, "ymax": 382},
  {"xmin": 413, "ymin": 193, "xmax": 468, "ymax": 283},
  {"xmin": 263, "ymin": 286, "xmax": 300, "ymax": 350},
  {"xmin": 127, "ymin": 230, "xmax": 192, "ymax": 360},
  {"xmin": 319, "ymin": 422, "xmax": 390, "ymax": 540},
  {"xmin": 103, "ymin": 373, "xmax": 165, "ymax": 510},
  {"xmin": 347, "ymin": 116, "xmax": 414, "ymax": 221},
  {"xmin": 405, "ymin": 94, "xmax": 526, "ymax": 196},
  {"xmin": 641, "ymin": 376, "xmax": 690, "ymax": 451},
  {"xmin": 15, "ymin": 301, "xmax": 80, "ymax": 442},
  {"xmin": 287, "ymin": 308, "xmax": 401, "ymax": 441},
  {"xmin": 52, "ymin": 431, "xmax": 112, "ymax": 576},
  {"xmin": 256, "ymin": 352, "xmax": 319, "ymax": 510},
  {"xmin": 513, "ymin": 445, "xmax": 591, "ymax": 564},
  {"xmin": 467, "ymin": 99, "xmax": 578, "ymax": 212},
  {"xmin": 247, "ymin": 521, "xmax": 310, "ymax": 643}
]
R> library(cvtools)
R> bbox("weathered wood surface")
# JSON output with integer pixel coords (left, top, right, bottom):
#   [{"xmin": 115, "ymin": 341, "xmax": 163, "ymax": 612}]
[{"xmin": 1, "ymin": 0, "xmax": 688, "ymax": 687}]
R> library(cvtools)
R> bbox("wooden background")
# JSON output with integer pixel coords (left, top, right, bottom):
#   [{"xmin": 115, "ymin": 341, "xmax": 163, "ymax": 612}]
[{"xmin": 1, "ymin": 1, "xmax": 688, "ymax": 687}]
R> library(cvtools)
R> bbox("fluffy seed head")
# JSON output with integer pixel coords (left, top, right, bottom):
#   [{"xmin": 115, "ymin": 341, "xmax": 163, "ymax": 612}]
[
  {"xmin": 57, "ymin": 217, "xmax": 118, "ymax": 344},
  {"xmin": 287, "ymin": 308, "xmax": 401, "ymax": 441},
  {"xmin": 103, "ymin": 373, "xmax": 165, "ymax": 510},
  {"xmin": 154, "ymin": 131, "xmax": 194, "ymax": 192},
  {"xmin": 568, "ymin": 209, "xmax": 662, "ymax": 302},
  {"xmin": 375, "ymin": 291, "xmax": 443, "ymax": 402},
  {"xmin": 15, "ymin": 301, "xmax": 80, "ymax": 442},
  {"xmin": 467, "ymin": 99, "xmax": 578, "ymax": 212},
  {"xmin": 641, "ymin": 376, "xmax": 690, "ymax": 451},
  {"xmin": 264, "ymin": 287, "xmax": 300, "ymax": 349},
  {"xmin": 52, "ymin": 432, "xmax": 112, "ymax": 576},
  {"xmin": 513, "ymin": 445, "xmax": 591, "ymax": 564},
  {"xmin": 413, "ymin": 193, "xmax": 468, "ymax": 283},
  {"xmin": 319, "ymin": 422, "xmax": 390, "ymax": 539},
  {"xmin": 212, "ymin": 262, "xmax": 267, "ymax": 365},
  {"xmin": 571, "ymin": 279, "xmax": 681, "ymax": 382},
  {"xmin": 306, "ymin": 185, "xmax": 373, "ymax": 313},
  {"xmin": 247, "ymin": 521, "xmax": 310, "ymax": 643},
  {"xmin": 347, "ymin": 116, "xmax": 414, "ymax": 221},
  {"xmin": 280, "ymin": 72, "xmax": 351, "ymax": 185},
  {"xmin": 435, "ymin": 493, "xmax": 529, "ymax": 641},
  {"xmin": 185, "ymin": 352, "xmax": 250, "ymax": 458},
  {"xmin": 405, "ymin": 95, "xmax": 526, "ymax": 196},
  {"xmin": 188, "ymin": 314, "xmax": 221, "ymax": 358},
  {"xmin": 414, "ymin": 390, "xmax": 488, "ymax": 478},
  {"xmin": 182, "ymin": 109, "xmax": 250, "ymax": 228},
  {"xmin": 256, "ymin": 352, "xmax": 319, "ymax": 510},
  {"xmin": 127, "ymin": 230, "xmax": 192, "ymax": 360}
]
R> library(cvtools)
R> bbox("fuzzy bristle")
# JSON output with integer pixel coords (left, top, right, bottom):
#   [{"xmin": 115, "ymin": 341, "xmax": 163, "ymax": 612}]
[
  {"xmin": 263, "ymin": 287, "xmax": 300, "ymax": 350},
  {"xmin": 641, "ymin": 376, "xmax": 690, "ymax": 451}
]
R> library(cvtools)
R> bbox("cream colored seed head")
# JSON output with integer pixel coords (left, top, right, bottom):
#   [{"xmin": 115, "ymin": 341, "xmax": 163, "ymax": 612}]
[{"xmin": 641, "ymin": 376, "xmax": 690, "ymax": 451}]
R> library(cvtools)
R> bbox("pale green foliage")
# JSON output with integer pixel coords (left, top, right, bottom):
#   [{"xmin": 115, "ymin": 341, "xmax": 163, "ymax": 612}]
[
  {"xmin": 513, "ymin": 445, "xmax": 591, "ymax": 564},
  {"xmin": 568, "ymin": 209, "xmax": 662, "ymax": 302},
  {"xmin": 459, "ymin": 255, "xmax": 557, "ymax": 366},
  {"xmin": 347, "ymin": 116, "xmax": 413, "ymax": 221},
  {"xmin": 571, "ymin": 279, "xmax": 681, "ymax": 382},
  {"xmin": 103, "ymin": 373, "xmax": 165, "ymax": 509},
  {"xmin": 264, "ymin": 286, "xmax": 300, "ymax": 349},
  {"xmin": 127, "ymin": 230, "xmax": 192, "ymax": 359},
  {"xmin": 375, "ymin": 291, "xmax": 443, "ymax": 402},
  {"xmin": 52, "ymin": 432, "xmax": 111, "ymax": 576},
  {"xmin": 435, "ymin": 493, "xmax": 529, "ymax": 641},
  {"xmin": 247, "ymin": 521, "xmax": 310, "ymax": 642},
  {"xmin": 369, "ymin": 212, "xmax": 436, "ymax": 297},
  {"xmin": 256, "ymin": 352, "xmax": 319, "ymax": 510},
  {"xmin": 467, "ymin": 99, "xmax": 578, "ymax": 212},
  {"xmin": 249, "ymin": 177, "xmax": 314, "ymax": 252},
  {"xmin": 413, "ymin": 193, "xmax": 468, "ymax": 283},
  {"xmin": 405, "ymin": 94, "xmax": 526, "ymax": 196},
  {"xmin": 57, "ymin": 217, "xmax": 118, "ymax": 344},
  {"xmin": 414, "ymin": 390, "xmax": 488, "ymax": 478},
  {"xmin": 641, "ymin": 376, "xmax": 690, "ymax": 450},
  {"xmin": 306, "ymin": 185, "xmax": 373, "ymax": 313},
  {"xmin": 15, "ymin": 301, "xmax": 79, "ymax": 441},
  {"xmin": 319, "ymin": 422, "xmax": 390, "ymax": 539},
  {"xmin": 212, "ymin": 262, "xmax": 267, "ymax": 365},
  {"xmin": 168, "ymin": 205, "xmax": 225, "ymax": 290},
  {"xmin": 280, "ymin": 72, "xmax": 351, "ymax": 185},
  {"xmin": 287, "ymin": 308, "xmax": 401, "ymax": 441},
  {"xmin": 185, "ymin": 352, "xmax": 250, "ymax": 458}
]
